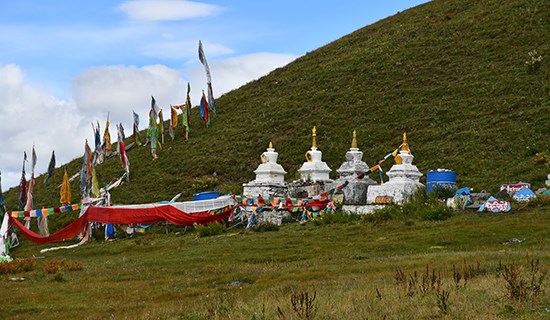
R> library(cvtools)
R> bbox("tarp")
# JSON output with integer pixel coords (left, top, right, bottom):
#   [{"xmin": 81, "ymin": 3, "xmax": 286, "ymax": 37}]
[
  {"xmin": 512, "ymin": 188, "xmax": 536, "ymax": 202},
  {"xmin": 478, "ymin": 196, "xmax": 511, "ymax": 212},
  {"xmin": 84, "ymin": 204, "xmax": 236, "ymax": 225},
  {"xmin": 9, "ymin": 204, "xmax": 236, "ymax": 244},
  {"xmin": 9, "ymin": 212, "xmax": 89, "ymax": 244}
]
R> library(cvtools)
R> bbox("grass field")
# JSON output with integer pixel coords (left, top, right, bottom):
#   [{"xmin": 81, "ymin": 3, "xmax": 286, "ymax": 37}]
[{"xmin": 2, "ymin": 204, "xmax": 549, "ymax": 319}]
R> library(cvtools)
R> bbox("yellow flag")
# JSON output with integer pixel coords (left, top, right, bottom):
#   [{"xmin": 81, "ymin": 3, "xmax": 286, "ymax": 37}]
[
  {"xmin": 60, "ymin": 170, "xmax": 71, "ymax": 205},
  {"xmin": 91, "ymin": 167, "xmax": 100, "ymax": 198}
]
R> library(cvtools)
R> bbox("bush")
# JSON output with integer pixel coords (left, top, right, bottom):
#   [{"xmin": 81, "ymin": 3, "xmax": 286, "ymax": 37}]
[
  {"xmin": 192, "ymin": 176, "xmax": 219, "ymax": 193},
  {"xmin": 0, "ymin": 258, "xmax": 37, "ymax": 274},
  {"xmin": 194, "ymin": 222, "xmax": 226, "ymax": 237},
  {"xmin": 43, "ymin": 259, "xmax": 83, "ymax": 274},
  {"xmin": 314, "ymin": 211, "xmax": 363, "ymax": 225},
  {"xmin": 417, "ymin": 204, "xmax": 453, "ymax": 221},
  {"xmin": 252, "ymin": 222, "xmax": 280, "ymax": 232},
  {"xmin": 368, "ymin": 189, "xmax": 453, "ymax": 222}
]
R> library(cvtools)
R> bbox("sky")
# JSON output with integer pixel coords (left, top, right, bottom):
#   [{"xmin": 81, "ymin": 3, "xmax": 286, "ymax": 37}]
[{"xmin": 0, "ymin": 0, "xmax": 429, "ymax": 190}]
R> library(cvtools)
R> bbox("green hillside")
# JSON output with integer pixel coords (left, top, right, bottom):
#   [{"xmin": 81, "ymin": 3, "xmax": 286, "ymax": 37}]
[{"xmin": 4, "ymin": 0, "xmax": 549, "ymax": 208}]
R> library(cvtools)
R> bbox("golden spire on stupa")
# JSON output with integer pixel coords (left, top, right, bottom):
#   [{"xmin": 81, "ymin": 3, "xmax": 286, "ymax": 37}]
[
  {"xmin": 269, "ymin": 141, "xmax": 273, "ymax": 149},
  {"xmin": 311, "ymin": 126, "xmax": 317, "ymax": 149},
  {"xmin": 401, "ymin": 132, "xmax": 411, "ymax": 153},
  {"xmin": 351, "ymin": 130, "xmax": 358, "ymax": 149}
]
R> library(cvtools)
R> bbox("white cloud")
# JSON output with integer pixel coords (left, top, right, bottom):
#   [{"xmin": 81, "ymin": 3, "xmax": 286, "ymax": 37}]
[
  {"xmin": 72, "ymin": 65, "xmax": 187, "ymax": 135},
  {"xmin": 0, "ymin": 64, "xmax": 88, "ymax": 189},
  {"xmin": 142, "ymin": 40, "xmax": 234, "ymax": 60},
  {"xmin": 118, "ymin": 0, "xmax": 221, "ymax": 22},
  {"xmin": 187, "ymin": 52, "xmax": 296, "ymax": 97}
]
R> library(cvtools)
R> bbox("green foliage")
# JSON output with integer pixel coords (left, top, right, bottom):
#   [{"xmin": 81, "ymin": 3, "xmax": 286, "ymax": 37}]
[
  {"xmin": 525, "ymin": 50, "xmax": 544, "ymax": 74},
  {"xmin": 417, "ymin": 204, "xmax": 453, "ymax": 221},
  {"xmin": 252, "ymin": 222, "xmax": 280, "ymax": 232},
  {"xmin": 194, "ymin": 222, "xmax": 226, "ymax": 237},
  {"xmin": 313, "ymin": 211, "xmax": 363, "ymax": 225},
  {"xmin": 191, "ymin": 176, "xmax": 219, "ymax": 193},
  {"xmin": 368, "ymin": 189, "xmax": 453, "ymax": 222}
]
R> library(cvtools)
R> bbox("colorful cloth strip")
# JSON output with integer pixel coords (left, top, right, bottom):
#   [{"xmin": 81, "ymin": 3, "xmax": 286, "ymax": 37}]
[{"xmin": 10, "ymin": 203, "xmax": 82, "ymax": 218}]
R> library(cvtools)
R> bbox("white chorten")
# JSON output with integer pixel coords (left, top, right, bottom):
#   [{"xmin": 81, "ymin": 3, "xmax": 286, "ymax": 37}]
[
  {"xmin": 367, "ymin": 133, "xmax": 424, "ymax": 204},
  {"xmin": 333, "ymin": 130, "xmax": 376, "ymax": 203},
  {"xmin": 242, "ymin": 142, "xmax": 289, "ymax": 197},
  {"xmin": 298, "ymin": 127, "xmax": 332, "ymax": 183}
]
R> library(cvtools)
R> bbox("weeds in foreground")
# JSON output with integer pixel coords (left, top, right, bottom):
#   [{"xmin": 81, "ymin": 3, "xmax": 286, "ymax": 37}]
[
  {"xmin": 43, "ymin": 259, "xmax": 83, "ymax": 274},
  {"xmin": 497, "ymin": 258, "xmax": 547, "ymax": 301},
  {"xmin": 278, "ymin": 290, "xmax": 318, "ymax": 320},
  {"xmin": 0, "ymin": 258, "xmax": 37, "ymax": 274}
]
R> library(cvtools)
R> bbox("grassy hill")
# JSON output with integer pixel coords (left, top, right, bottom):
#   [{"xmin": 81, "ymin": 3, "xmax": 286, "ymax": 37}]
[{"xmin": 3, "ymin": 0, "xmax": 549, "ymax": 208}]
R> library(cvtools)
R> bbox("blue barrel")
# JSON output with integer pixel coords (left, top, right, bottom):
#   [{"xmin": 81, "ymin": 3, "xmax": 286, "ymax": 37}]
[
  {"xmin": 193, "ymin": 191, "xmax": 220, "ymax": 201},
  {"xmin": 426, "ymin": 170, "xmax": 456, "ymax": 192}
]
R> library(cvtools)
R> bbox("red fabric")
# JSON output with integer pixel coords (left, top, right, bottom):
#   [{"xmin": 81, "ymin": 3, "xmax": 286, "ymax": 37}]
[
  {"xmin": 9, "ymin": 212, "xmax": 89, "ymax": 244},
  {"xmin": 85, "ymin": 204, "xmax": 235, "ymax": 225}
]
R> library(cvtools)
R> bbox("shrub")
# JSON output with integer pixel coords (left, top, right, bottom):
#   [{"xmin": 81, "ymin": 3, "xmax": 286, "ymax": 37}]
[
  {"xmin": 252, "ymin": 222, "xmax": 280, "ymax": 232},
  {"xmin": 0, "ymin": 258, "xmax": 37, "ymax": 274},
  {"xmin": 43, "ymin": 259, "xmax": 83, "ymax": 274},
  {"xmin": 417, "ymin": 204, "xmax": 453, "ymax": 221},
  {"xmin": 192, "ymin": 176, "xmax": 219, "ymax": 193},
  {"xmin": 314, "ymin": 211, "xmax": 363, "ymax": 225},
  {"xmin": 194, "ymin": 222, "xmax": 226, "ymax": 237}
]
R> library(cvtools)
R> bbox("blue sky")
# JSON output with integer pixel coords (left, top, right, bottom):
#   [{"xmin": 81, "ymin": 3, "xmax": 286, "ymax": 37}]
[{"xmin": 0, "ymin": 0, "xmax": 428, "ymax": 190}]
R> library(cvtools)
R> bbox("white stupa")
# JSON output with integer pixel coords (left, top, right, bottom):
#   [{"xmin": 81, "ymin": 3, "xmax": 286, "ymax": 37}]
[
  {"xmin": 242, "ymin": 142, "xmax": 289, "ymax": 197},
  {"xmin": 333, "ymin": 130, "xmax": 376, "ymax": 203},
  {"xmin": 367, "ymin": 133, "xmax": 424, "ymax": 204},
  {"xmin": 298, "ymin": 127, "xmax": 332, "ymax": 183}
]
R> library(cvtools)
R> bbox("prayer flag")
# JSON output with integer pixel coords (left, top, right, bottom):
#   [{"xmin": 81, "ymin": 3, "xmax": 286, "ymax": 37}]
[
  {"xmin": 169, "ymin": 105, "xmax": 178, "ymax": 141},
  {"xmin": 60, "ymin": 169, "xmax": 71, "ymax": 205},
  {"xmin": 0, "ymin": 172, "xmax": 6, "ymax": 214},
  {"xmin": 198, "ymin": 40, "xmax": 216, "ymax": 113},
  {"xmin": 133, "ymin": 111, "xmax": 141, "ymax": 145},
  {"xmin": 200, "ymin": 90, "xmax": 210, "ymax": 127},
  {"xmin": 18, "ymin": 152, "xmax": 27, "ymax": 210},
  {"xmin": 103, "ymin": 114, "xmax": 112, "ymax": 153},
  {"xmin": 183, "ymin": 82, "xmax": 192, "ymax": 140},
  {"xmin": 44, "ymin": 150, "xmax": 56, "ymax": 184},
  {"xmin": 158, "ymin": 109, "xmax": 165, "ymax": 144},
  {"xmin": 117, "ymin": 123, "xmax": 130, "ymax": 181}
]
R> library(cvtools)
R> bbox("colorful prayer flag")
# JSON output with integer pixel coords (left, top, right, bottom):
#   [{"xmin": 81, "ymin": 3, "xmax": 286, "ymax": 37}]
[
  {"xmin": 198, "ymin": 40, "xmax": 216, "ymax": 113},
  {"xmin": 44, "ymin": 150, "xmax": 56, "ymax": 184},
  {"xmin": 158, "ymin": 109, "xmax": 165, "ymax": 144},
  {"xmin": 117, "ymin": 123, "xmax": 130, "ymax": 181},
  {"xmin": 60, "ymin": 169, "xmax": 71, "ymax": 205},
  {"xmin": 103, "ymin": 114, "xmax": 112, "ymax": 153},
  {"xmin": 169, "ymin": 105, "xmax": 178, "ymax": 141},
  {"xmin": 18, "ymin": 152, "xmax": 27, "ymax": 210},
  {"xmin": 200, "ymin": 90, "xmax": 210, "ymax": 127},
  {"xmin": 133, "ymin": 111, "xmax": 141, "ymax": 145},
  {"xmin": 183, "ymin": 82, "xmax": 192, "ymax": 140}
]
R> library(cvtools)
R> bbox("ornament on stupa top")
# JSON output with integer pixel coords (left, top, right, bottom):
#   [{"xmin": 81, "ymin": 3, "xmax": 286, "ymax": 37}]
[
  {"xmin": 351, "ymin": 130, "xmax": 358, "ymax": 149},
  {"xmin": 311, "ymin": 126, "xmax": 317, "ymax": 149},
  {"xmin": 401, "ymin": 132, "xmax": 411, "ymax": 153}
]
